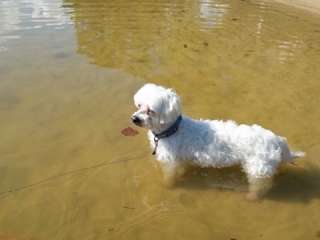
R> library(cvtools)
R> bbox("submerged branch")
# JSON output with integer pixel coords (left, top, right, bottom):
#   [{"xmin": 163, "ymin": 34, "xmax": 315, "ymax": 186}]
[{"xmin": 0, "ymin": 152, "xmax": 145, "ymax": 199}]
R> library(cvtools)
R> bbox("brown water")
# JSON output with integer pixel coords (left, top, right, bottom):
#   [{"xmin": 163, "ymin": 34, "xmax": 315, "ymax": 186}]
[{"xmin": 1, "ymin": 0, "xmax": 320, "ymax": 239}]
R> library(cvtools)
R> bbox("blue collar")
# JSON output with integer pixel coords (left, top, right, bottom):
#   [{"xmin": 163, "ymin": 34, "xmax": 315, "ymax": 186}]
[{"xmin": 152, "ymin": 115, "xmax": 182, "ymax": 155}]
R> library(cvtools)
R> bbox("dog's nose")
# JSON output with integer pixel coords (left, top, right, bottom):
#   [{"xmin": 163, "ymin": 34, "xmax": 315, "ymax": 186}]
[{"xmin": 131, "ymin": 115, "xmax": 141, "ymax": 125}]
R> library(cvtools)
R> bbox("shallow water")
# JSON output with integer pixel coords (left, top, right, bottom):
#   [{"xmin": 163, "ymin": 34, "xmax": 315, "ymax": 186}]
[{"xmin": 0, "ymin": 0, "xmax": 320, "ymax": 239}]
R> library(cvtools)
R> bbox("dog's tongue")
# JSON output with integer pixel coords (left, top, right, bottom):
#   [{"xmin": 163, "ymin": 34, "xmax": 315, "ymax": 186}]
[{"xmin": 121, "ymin": 127, "xmax": 139, "ymax": 136}]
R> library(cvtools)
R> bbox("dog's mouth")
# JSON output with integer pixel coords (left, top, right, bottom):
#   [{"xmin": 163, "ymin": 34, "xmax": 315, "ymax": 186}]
[{"xmin": 133, "ymin": 121, "xmax": 143, "ymax": 127}]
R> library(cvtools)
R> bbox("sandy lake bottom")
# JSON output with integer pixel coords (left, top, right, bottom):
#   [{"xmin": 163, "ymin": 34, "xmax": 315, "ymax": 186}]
[{"xmin": 0, "ymin": 0, "xmax": 320, "ymax": 239}]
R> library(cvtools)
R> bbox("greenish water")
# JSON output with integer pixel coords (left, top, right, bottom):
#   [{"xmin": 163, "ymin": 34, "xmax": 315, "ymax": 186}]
[{"xmin": 0, "ymin": 0, "xmax": 320, "ymax": 239}]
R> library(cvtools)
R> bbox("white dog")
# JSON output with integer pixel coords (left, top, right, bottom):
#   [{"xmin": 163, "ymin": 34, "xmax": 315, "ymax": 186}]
[{"xmin": 131, "ymin": 83, "xmax": 305, "ymax": 199}]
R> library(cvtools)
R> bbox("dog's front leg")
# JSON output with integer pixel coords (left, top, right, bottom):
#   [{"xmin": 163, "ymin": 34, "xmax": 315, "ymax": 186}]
[{"xmin": 160, "ymin": 161, "xmax": 181, "ymax": 187}]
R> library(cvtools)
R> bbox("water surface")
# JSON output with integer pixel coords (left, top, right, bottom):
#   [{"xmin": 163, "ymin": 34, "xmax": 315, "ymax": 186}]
[{"xmin": 0, "ymin": 0, "xmax": 320, "ymax": 239}]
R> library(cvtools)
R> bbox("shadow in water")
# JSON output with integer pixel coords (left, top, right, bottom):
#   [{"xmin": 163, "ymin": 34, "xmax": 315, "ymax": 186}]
[
  {"xmin": 269, "ymin": 165, "xmax": 320, "ymax": 203},
  {"xmin": 175, "ymin": 166, "xmax": 248, "ymax": 192},
  {"xmin": 175, "ymin": 164, "xmax": 320, "ymax": 203}
]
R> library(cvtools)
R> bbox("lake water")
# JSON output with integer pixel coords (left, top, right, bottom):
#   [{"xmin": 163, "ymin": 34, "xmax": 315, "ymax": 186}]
[{"xmin": 0, "ymin": 0, "xmax": 320, "ymax": 239}]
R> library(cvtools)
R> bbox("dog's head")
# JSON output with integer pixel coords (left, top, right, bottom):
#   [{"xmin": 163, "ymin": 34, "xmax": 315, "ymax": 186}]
[{"xmin": 131, "ymin": 84, "xmax": 181, "ymax": 133}]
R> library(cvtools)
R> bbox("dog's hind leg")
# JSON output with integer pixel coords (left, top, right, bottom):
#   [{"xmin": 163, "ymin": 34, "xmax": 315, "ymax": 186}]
[{"xmin": 246, "ymin": 175, "xmax": 273, "ymax": 201}]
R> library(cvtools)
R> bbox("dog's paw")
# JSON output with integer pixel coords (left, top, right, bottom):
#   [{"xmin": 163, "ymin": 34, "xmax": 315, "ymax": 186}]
[
  {"xmin": 163, "ymin": 174, "xmax": 177, "ymax": 188},
  {"xmin": 246, "ymin": 192, "xmax": 261, "ymax": 201}
]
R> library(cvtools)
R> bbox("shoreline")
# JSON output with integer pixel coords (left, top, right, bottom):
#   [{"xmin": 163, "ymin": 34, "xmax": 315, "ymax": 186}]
[{"xmin": 271, "ymin": 0, "xmax": 320, "ymax": 15}]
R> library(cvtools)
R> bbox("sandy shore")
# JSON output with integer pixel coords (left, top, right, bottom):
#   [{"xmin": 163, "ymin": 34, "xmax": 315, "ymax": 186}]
[{"xmin": 272, "ymin": 0, "xmax": 320, "ymax": 14}]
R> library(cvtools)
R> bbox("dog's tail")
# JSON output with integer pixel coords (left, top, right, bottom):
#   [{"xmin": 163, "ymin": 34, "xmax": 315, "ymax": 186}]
[
  {"xmin": 285, "ymin": 151, "xmax": 305, "ymax": 166},
  {"xmin": 289, "ymin": 151, "xmax": 305, "ymax": 159},
  {"xmin": 280, "ymin": 137, "xmax": 305, "ymax": 162}
]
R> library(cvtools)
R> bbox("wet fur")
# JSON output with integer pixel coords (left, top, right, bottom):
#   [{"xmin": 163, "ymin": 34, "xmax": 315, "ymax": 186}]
[{"xmin": 132, "ymin": 83, "xmax": 305, "ymax": 199}]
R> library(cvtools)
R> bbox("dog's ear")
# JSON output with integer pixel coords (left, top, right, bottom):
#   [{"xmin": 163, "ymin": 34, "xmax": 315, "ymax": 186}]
[{"xmin": 159, "ymin": 89, "xmax": 181, "ymax": 125}]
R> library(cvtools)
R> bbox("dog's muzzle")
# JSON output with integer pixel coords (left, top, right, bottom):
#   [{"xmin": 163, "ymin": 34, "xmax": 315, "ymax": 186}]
[{"xmin": 131, "ymin": 115, "xmax": 142, "ymax": 126}]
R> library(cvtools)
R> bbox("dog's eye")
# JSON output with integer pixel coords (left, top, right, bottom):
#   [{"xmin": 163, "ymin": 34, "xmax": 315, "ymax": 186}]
[{"xmin": 147, "ymin": 109, "xmax": 155, "ymax": 115}]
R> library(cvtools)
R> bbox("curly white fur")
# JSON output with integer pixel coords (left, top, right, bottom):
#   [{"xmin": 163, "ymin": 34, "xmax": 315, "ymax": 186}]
[{"xmin": 131, "ymin": 83, "xmax": 305, "ymax": 198}]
